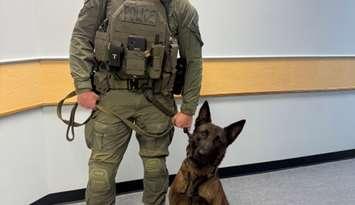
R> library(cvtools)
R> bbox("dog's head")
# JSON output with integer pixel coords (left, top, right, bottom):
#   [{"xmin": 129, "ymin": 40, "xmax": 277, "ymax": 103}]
[{"xmin": 187, "ymin": 101, "xmax": 246, "ymax": 167}]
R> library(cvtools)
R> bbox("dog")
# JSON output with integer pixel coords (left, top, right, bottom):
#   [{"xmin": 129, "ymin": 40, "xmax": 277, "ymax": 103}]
[{"xmin": 169, "ymin": 101, "xmax": 246, "ymax": 205}]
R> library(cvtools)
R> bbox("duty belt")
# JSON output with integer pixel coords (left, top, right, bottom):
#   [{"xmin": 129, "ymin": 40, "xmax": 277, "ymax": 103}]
[
  {"xmin": 110, "ymin": 78, "xmax": 177, "ymax": 118},
  {"xmin": 97, "ymin": 63, "xmax": 152, "ymax": 91},
  {"xmin": 109, "ymin": 78, "xmax": 152, "ymax": 91}
]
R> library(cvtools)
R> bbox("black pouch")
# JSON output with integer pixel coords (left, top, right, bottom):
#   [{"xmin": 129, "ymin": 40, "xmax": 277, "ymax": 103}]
[
  {"xmin": 127, "ymin": 35, "xmax": 146, "ymax": 51},
  {"xmin": 173, "ymin": 58, "xmax": 187, "ymax": 95},
  {"xmin": 108, "ymin": 40, "xmax": 124, "ymax": 69}
]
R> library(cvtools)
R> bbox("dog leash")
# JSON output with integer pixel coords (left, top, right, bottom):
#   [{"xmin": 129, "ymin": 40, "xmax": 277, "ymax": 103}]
[
  {"xmin": 143, "ymin": 91, "xmax": 193, "ymax": 138},
  {"xmin": 57, "ymin": 91, "xmax": 93, "ymax": 141},
  {"xmin": 57, "ymin": 91, "xmax": 174, "ymax": 141},
  {"xmin": 142, "ymin": 90, "xmax": 194, "ymax": 138}
]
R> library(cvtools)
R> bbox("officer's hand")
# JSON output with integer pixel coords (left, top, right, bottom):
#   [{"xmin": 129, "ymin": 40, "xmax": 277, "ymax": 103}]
[
  {"xmin": 77, "ymin": 91, "xmax": 99, "ymax": 110},
  {"xmin": 172, "ymin": 112, "xmax": 193, "ymax": 128}
]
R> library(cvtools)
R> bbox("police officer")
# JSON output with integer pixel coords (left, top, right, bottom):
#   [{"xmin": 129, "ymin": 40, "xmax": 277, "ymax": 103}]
[{"xmin": 69, "ymin": 0, "xmax": 203, "ymax": 204}]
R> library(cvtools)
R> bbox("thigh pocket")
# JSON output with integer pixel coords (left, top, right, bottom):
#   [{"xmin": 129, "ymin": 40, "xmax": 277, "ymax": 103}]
[
  {"xmin": 84, "ymin": 118, "xmax": 95, "ymax": 149},
  {"xmin": 84, "ymin": 119, "xmax": 105, "ymax": 151},
  {"xmin": 86, "ymin": 115, "xmax": 131, "ymax": 152},
  {"xmin": 145, "ymin": 121, "xmax": 171, "ymax": 135},
  {"xmin": 137, "ymin": 123, "xmax": 174, "ymax": 157}
]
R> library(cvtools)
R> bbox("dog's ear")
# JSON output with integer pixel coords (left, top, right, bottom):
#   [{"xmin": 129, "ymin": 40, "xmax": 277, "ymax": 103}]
[
  {"xmin": 195, "ymin": 101, "xmax": 212, "ymax": 127},
  {"xmin": 224, "ymin": 120, "xmax": 246, "ymax": 145}
]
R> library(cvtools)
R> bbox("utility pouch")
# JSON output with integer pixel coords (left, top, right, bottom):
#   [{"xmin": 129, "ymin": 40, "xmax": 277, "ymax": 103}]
[
  {"xmin": 94, "ymin": 31, "xmax": 109, "ymax": 62},
  {"xmin": 149, "ymin": 44, "xmax": 165, "ymax": 79},
  {"xmin": 160, "ymin": 73, "xmax": 171, "ymax": 96},
  {"xmin": 84, "ymin": 118, "xmax": 94, "ymax": 149},
  {"xmin": 92, "ymin": 69, "xmax": 111, "ymax": 94},
  {"xmin": 153, "ymin": 80, "xmax": 162, "ymax": 94},
  {"xmin": 160, "ymin": 43, "xmax": 179, "ymax": 95},
  {"xmin": 125, "ymin": 49, "xmax": 146, "ymax": 78},
  {"xmin": 108, "ymin": 40, "xmax": 124, "ymax": 69}
]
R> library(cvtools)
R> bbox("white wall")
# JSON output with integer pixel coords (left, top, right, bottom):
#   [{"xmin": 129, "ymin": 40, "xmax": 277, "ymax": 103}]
[
  {"xmin": 0, "ymin": 110, "xmax": 47, "ymax": 205},
  {"xmin": 37, "ymin": 0, "xmax": 83, "ymax": 58},
  {"xmin": 1, "ymin": 91, "xmax": 355, "ymax": 204},
  {"xmin": 0, "ymin": 0, "xmax": 40, "ymax": 60},
  {"xmin": 195, "ymin": 0, "xmax": 355, "ymax": 57},
  {"xmin": 2, "ymin": 0, "xmax": 355, "ymax": 62}
]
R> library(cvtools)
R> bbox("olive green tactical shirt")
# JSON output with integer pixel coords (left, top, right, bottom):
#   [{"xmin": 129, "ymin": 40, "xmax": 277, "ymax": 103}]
[{"xmin": 69, "ymin": 0, "xmax": 203, "ymax": 115}]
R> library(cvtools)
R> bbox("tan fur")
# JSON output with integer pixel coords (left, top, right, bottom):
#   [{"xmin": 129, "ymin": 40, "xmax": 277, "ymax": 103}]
[
  {"xmin": 169, "ymin": 101, "xmax": 245, "ymax": 205},
  {"xmin": 169, "ymin": 159, "xmax": 229, "ymax": 205}
]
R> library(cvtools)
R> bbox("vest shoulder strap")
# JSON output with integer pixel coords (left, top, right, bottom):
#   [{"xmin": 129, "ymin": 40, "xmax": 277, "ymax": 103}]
[
  {"xmin": 160, "ymin": 0, "xmax": 172, "ymax": 14},
  {"xmin": 97, "ymin": 0, "xmax": 109, "ymax": 27}
]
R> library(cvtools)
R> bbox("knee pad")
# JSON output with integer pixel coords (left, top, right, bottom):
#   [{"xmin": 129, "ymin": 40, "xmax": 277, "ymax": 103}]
[
  {"xmin": 89, "ymin": 168, "xmax": 111, "ymax": 193},
  {"xmin": 143, "ymin": 158, "xmax": 168, "ymax": 178}
]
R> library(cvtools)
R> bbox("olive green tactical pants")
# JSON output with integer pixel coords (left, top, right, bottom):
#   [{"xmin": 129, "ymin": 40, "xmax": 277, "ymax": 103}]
[{"xmin": 84, "ymin": 90, "xmax": 175, "ymax": 205}]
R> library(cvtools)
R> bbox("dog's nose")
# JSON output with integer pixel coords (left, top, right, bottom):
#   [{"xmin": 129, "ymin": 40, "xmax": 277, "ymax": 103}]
[{"xmin": 198, "ymin": 149, "xmax": 208, "ymax": 156}]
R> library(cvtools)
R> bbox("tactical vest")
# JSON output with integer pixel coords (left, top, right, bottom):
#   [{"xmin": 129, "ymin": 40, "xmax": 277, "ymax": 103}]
[{"xmin": 94, "ymin": 0, "xmax": 178, "ymax": 95}]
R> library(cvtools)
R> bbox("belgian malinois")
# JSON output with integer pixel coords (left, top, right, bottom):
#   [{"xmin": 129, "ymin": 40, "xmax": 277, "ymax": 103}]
[{"xmin": 169, "ymin": 101, "xmax": 246, "ymax": 205}]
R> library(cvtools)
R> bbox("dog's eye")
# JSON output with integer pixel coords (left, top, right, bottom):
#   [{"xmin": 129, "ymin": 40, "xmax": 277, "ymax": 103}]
[{"xmin": 200, "ymin": 131, "xmax": 208, "ymax": 138}]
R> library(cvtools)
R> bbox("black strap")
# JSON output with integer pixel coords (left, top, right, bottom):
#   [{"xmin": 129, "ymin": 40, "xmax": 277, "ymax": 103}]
[
  {"xmin": 97, "ymin": 0, "xmax": 108, "ymax": 28},
  {"xmin": 160, "ymin": 0, "xmax": 171, "ymax": 16},
  {"xmin": 66, "ymin": 103, "xmax": 78, "ymax": 141}
]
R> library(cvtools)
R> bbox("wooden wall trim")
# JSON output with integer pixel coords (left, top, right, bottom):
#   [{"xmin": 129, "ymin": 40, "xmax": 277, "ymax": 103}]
[
  {"xmin": 202, "ymin": 58, "xmax": 355, "ymax": 95},
  {"xmin": 1, "ymin": 58, "xmax": 355, "ymax": 117}
]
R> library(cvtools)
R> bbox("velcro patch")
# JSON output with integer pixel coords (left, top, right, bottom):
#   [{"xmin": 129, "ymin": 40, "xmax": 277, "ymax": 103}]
[{"xmin": 123, "ymin": 3, "xmax": 157, "ymax": 26}]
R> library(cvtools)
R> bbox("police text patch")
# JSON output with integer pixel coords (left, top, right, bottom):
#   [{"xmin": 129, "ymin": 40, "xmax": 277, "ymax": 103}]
[{"xmin": 123, "ymin": 3, "xmax": 157, "ymax": 26}]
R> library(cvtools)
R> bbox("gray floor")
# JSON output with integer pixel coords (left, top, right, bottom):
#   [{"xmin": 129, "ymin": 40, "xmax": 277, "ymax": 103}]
[{"xmin": 72, "ymin": 158, "xmax": 355, "ymax": 205}]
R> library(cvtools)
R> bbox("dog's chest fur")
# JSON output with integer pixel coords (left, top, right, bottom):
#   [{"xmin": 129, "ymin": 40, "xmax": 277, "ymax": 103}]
[
  {"xmin": 170, "ymin": 159, "xmax": 227, "ymax": 205},
  {"xmin": 180, "ymin": 159, "xmax": 217, "ymax": 195}
]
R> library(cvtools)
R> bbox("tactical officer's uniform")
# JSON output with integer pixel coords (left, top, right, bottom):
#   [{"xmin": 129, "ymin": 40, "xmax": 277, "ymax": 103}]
[{"xmin": 69, "ymin": 0, "xmax": 203, "ymax": 204}]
